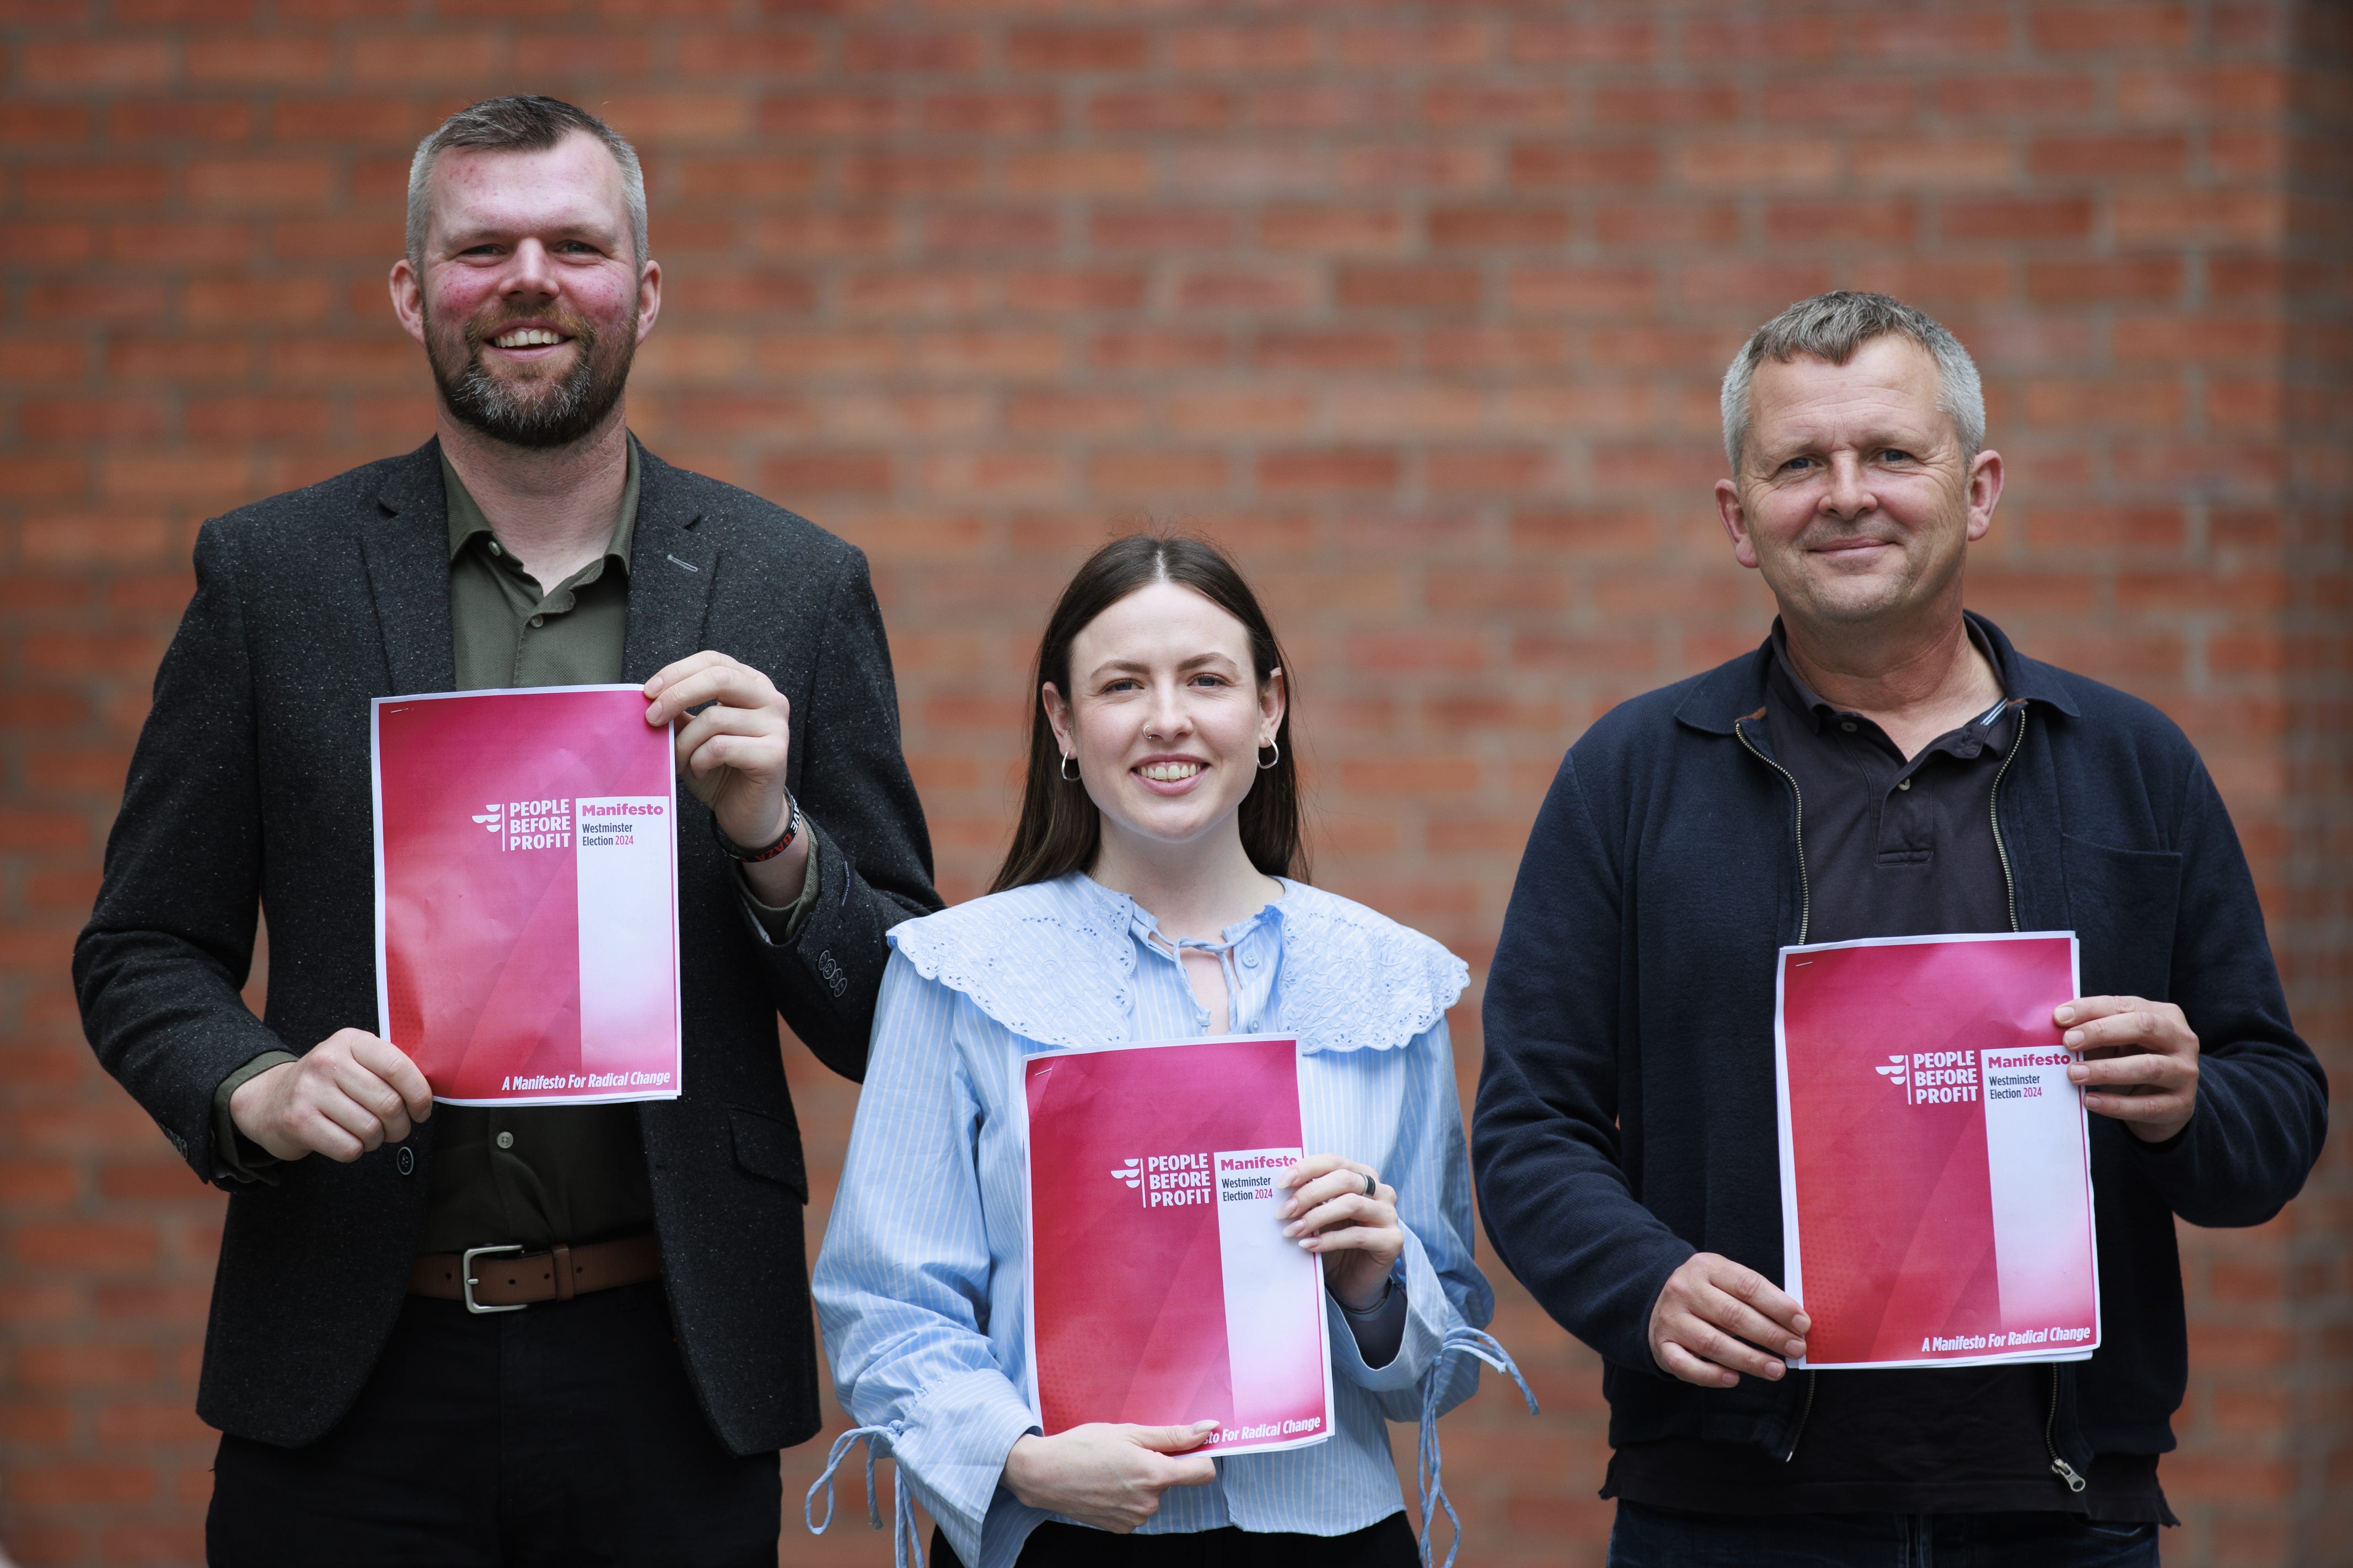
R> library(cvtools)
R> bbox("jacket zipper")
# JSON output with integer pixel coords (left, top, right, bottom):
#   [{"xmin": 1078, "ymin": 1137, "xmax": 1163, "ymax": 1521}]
[
  {"xmin": 2003, "ymin": 708, "xmax": 2082, "ymax": 1497},
  {"xmin": 1733, "ymin": 718, "xmax": 1809, "ymax": 946},
  {"xmin": 2046, "ymin": 1366, "xmax": 2086, "ymax": 1492},
  {"xmin": 1989, "ymin": 703, "xmax": 2029, "ymax": 935},
  {"xmin": 1733, "ymin": 715, "xmax": 1815, "ymax": 1458}
]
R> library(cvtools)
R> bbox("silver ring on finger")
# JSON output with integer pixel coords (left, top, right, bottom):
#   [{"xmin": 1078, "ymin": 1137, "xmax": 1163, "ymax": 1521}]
[{"xmin": 1362, "ymin": 1171, "xmax": 1376, "ymax": 1198}]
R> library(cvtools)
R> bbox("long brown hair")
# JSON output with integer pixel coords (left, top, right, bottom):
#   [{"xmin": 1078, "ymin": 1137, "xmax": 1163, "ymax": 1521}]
[{"xmin": 990, "ymin": 534, "xmax": 1306, "ymax": 893}]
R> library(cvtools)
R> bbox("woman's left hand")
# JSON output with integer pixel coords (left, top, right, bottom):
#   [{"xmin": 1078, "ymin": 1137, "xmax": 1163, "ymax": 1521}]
[{"xmin": 1278, "ymin": 1154, "xmax": 1401, "ymax": 1311}]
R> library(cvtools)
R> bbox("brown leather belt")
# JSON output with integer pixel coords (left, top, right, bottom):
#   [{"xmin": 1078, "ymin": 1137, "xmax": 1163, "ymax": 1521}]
[{"xmin": 409, "ymin": 1233, "xmax": 662, "ymax": 1314}]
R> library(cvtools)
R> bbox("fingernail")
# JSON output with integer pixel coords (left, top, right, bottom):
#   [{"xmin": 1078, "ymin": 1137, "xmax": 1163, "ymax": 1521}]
[
  {"xmin": 2068, "ymin": 1066, "xmax": 2088, "ymax": 1081},
  {"xmin": 2055, "ymin": 1006, "xmax": 2075, "ymax": 1023},
  {"xmin": 1764, "ymin": 1362, "xmax": 1783, "ymax": 1380},
  {"xmin": 1281, "ymin": 1225, "xmax": 1298, "ymax": 1237},
  {"xmin": 2064, "ymin": 1029, "xmax": 2084, "ymax": 1046},
  {"xmin": 1787, "ymin": 1340, "xmax": 1805, "ymax": 1356},
  {"xmin": 1296, "ymin": 1240, "xmax": 1314, "ymax": 1251},
  {"xmin": 1792, "ymin": 1316, "xmax": 1811, "ymax": 1333}
]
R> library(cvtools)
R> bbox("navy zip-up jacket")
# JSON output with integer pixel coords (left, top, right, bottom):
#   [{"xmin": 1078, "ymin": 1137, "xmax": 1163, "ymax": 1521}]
[{"xmin": 1472, "ymin": 617, "xmax": 2327, "ymax": 1474}]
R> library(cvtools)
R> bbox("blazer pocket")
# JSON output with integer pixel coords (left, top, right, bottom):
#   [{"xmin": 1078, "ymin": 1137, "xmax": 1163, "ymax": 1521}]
[
  {"xmin": 728, "ymin": 1107, "xmax": 809, "ymax": 1202},
  {"xmin": 2060, "ymin": 834, "xmax": 2183, "ymax": 1003}
]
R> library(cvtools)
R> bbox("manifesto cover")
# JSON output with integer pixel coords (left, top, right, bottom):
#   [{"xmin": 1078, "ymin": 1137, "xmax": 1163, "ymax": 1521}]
[
  {"xmin": 1774, "ymin": 932, "xmax": 2100, "ymax": 1370},
  {"xmin": 1020, "ymin": 1034, "xmax": 1334, "ymax": 1457},
  {"xmin": 372, "ymin": 686, "xmax": 682, "ymax": 1107}
]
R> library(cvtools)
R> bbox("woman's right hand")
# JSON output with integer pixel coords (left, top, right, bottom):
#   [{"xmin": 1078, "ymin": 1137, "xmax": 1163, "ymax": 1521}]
[{"xmin": 1000, "ymin": 1421, "xmax": 1221, "ymax": 1533}]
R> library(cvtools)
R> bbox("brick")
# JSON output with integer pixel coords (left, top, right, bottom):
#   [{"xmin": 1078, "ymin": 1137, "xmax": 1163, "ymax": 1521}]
[
  {"xmin": 1854, "ymin": 138, "xmax": 2016, "ymax": 188},
  {"xmin": 2030, "ymin": 133, "xmax": 2189, "ymax": 180},
  {"xmin": 1086, "ymin": 87, "xmax": 1235, "ymax": 135},
  {"xmin": 1001, "ymin": 148, "xmax": 1152, "ymax": 198},
  {"xmin": 1510, "ymin": 19, "xmax": 1656, "ymax": 64},
  {"xmin": 22, "ymin": 162, "xmax": 169, "ymax": 206},
  {"xmin": 1258, "ymin": 448, "xmax": 1400, "ymax": 494},
  {"xmin": 2025, "ymin": 257, "xmax": 2185, "ymax": 303},
  {"xmin": 1336, "ymin": 265, "xmax": 1480, "ymax": 312},
  {"xmin": 1674, "ymin": 137, "xmax": 1838, "ymax": 192},
  {"xmin": 1506, "ymin": 266, "xmax": 1654, "ymax": 316},
  {"xmin": 1765, "ymin": 198, "xmax": 1919, "ymax": 246},
  {"xmin": 1512, "ymin": 141, "xmax": 1662, "ymax": 189},
  {"xmin": 1337, "ymin": 21, "xmax": 1492, "ymax": 69},
  {"xmin": 19, "ymin": 40, "xmax": 177, "ymax": 88},
  {"xmin": 185, "ymin": 36, "xmax": 330, "ymax": 85},
  {"xmin": 841, "ymin": 30, "xmax": 982, "ymax": 75},
  {"xmin": 348, "ymin": 33, "xmax": 508, "ymax": 85},
  {"xmin": 1941, "ymin": 196, "xmax": 2095, "ymax": 243},
  {"xmin": 186, "ymin": 158, "xmax": 335, "ymax": 209},
  {"xmin": 2031, "ymin": 4, "xmax": 2195, "ymax": 52},
  {"xmin": 1166, "ymin": 24, "xmax": 1317, "ymax": 74},
  {"xmin": 1004, "ymin": 26, "xmax": 1149, "ymax": 73},
  {"xmin": 757, "ymin": 92, "xmax": 899, "ymax": 137},
  {"xmin": 673, "ymin": 30, "xmax": 821, "ymax": 78},
  {"xmin": 921, "ymin": 91, "xmax": 1059, "ymax": 137},
  {"xmin": 1428, "ymin": 204, "xmax": 1571, "ymax": 249}
]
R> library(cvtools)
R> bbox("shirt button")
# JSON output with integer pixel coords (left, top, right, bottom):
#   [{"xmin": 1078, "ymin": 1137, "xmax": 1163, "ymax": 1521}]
[
  {"xmin": 488, "ymin": 542, "xmax": 503, "ymax": 557},
  {"xmin": 495, "ymin": 1131, "xmax": 515, "ymax": 1150},
  {"xmin": 528, "ymin": 615, "xmax": 544, "ymax": 628},
  {"xmin": 1898, "ymin": 779, "xmax": 1913, "ymax": 791},
  {"xmin": 1242, "ymin": 952, "xmax": 1259, "ymax": 968},
  {"xmin": 1840, "ymin": 720, "xmax": 1858, "ymax": 732}
]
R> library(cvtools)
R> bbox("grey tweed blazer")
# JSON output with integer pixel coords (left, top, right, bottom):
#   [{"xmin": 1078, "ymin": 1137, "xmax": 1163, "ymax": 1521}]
[{"xmin": 74, "ymin": 438, "xmax": 939, "ymax": 1454}]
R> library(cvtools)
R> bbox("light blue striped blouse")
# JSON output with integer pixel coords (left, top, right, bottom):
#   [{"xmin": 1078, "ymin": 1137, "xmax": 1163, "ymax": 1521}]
[{"xmin": 810, "ymin": 871, "xmax": 1517, "ymax": 1568}]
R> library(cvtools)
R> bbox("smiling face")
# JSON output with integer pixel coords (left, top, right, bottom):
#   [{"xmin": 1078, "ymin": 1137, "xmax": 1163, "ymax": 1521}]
[
  {"xmin": 1043, "ymin": 579, "xmax": 1285, "ymax": 863},
  {"xmin": 390, "ymin": 131, "xmax": 659, "ymax": 450},
  {"xmin": 1715, "ymin": 334, "xmax": 2002, "ymax": 632}
]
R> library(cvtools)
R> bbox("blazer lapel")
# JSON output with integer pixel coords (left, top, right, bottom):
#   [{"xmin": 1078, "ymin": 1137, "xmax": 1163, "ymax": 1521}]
[
  {"xmin": 621, "ymin": 443, "xmax": 718, "ymax": 685},
  {"xmin": 359, "ymin": 440, "xmax": 458, "ymax": 697}
]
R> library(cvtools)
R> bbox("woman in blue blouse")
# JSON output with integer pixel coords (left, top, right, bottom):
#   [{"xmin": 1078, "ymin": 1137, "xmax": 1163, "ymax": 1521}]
[{"xmin": 811, "ymin": 536, "xmax": 1524, "ymax": 1568}]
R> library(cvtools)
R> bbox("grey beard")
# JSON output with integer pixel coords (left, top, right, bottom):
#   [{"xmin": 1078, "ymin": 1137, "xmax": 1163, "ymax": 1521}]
[{"xmin": 429, "ymin": 320, "xmax": 631, "ymax": 451}]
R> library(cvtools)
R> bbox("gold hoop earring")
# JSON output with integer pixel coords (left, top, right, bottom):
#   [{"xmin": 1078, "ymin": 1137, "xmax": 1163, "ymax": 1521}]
[
  {"xmin": 1257, "ymin": 739, "xmax": 1280, "ymax": 771},
  {"xmin": 1060, "ymin": 753, "xmax": 1081, "ymax": 783}
]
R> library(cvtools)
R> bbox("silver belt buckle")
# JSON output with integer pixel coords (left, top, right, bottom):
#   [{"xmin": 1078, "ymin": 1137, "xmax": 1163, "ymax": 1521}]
[{"xmin": 461, "ymin": 1244, "xmax": 527, "ymax": 1314}]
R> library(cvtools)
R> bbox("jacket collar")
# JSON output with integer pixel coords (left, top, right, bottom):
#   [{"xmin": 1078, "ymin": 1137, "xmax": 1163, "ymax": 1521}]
[
  {"xmin": 360, "ymin": 434, "xmax": 718, "ymax": 695},
  {"xmin": 1672, "ymin": 610, "xmax": 2081, "ymax": 736},
  {"xmin": 361, "ymin": 439, "xmax": 458, "ymax": 697}
]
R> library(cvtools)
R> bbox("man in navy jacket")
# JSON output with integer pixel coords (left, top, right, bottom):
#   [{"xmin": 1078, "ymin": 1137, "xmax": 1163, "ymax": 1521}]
[{"xmin": 1473, "ymin": 291, "xmax": 2325, "ymax": 1564}]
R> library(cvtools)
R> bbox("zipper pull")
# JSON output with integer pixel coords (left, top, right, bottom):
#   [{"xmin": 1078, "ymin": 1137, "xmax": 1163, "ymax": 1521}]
[{"xmin": 2049, "ymin": 1456, "xmax": 2087, "ymax": 1494}]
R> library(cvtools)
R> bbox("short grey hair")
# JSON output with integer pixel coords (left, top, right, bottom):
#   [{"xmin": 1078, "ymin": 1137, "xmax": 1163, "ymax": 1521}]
[
  {"xmin": 1720, "ymin": 290, "xmax": 1985, "ymax": 471},
  {"xmin": 406, "ymin": 95, "xmax": 648, "ymax": 270}
]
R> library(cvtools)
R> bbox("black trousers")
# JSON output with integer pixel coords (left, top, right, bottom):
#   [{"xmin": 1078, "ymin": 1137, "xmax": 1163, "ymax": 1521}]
[
  {"xmin": 932, "ymin": 1512, "xmax": 1420, "ymax": 1568},
  {"xmin": 206, "ymin": 1281, "xmax": 780, "ymax": 1567}
]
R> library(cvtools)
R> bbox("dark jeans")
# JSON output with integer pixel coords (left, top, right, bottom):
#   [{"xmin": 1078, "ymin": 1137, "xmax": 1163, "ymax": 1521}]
[
  {"xmin": 932, "ymin": 1512, "xmax": 1420, "ymax": 1567},
  {"xmin": 1609, "ymin": 1501, "xmax": 2159, "ymax": 1567},
  {"xmin": 207, "ymin": 1282, "xmax": 779, "ymax": 1567}
]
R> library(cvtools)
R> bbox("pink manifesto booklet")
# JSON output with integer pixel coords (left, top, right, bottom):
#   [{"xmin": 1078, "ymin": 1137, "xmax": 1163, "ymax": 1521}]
[
  {"xmin": 1774, "ymin": 932, "xmax": 2100, "ymax": 1370},
  {"xmin": 1020, "ymin": 1033, "xmax": 1335, "ymax": 1457},
  {"xmin": 372, "ymin": 686, "xmax": 682, "ymax": 1107}
]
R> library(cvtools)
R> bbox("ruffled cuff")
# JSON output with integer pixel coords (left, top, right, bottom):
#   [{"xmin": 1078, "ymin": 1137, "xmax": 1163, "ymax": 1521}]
[{"xmin": 885, "ymin": 1366, "xmax": 1040, "ymax": 1568}]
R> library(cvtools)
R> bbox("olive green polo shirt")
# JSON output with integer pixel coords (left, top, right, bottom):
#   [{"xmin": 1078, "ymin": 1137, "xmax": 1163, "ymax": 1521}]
[{"xmin": 212, "ymin": 441, "xmax": 821, "ymax": 1258}]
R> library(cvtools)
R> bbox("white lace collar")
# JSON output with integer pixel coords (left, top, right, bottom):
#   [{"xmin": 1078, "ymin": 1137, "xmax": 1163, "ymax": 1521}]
[{"xmin": 888, "ymin": 871, "xmax": 1468, "ymax": 1055}]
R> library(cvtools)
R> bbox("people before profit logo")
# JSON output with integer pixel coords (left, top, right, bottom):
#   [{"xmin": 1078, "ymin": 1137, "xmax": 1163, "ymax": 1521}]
[
  {"xmin": 489, "ymin": 798, "xmax": 574, "ymax": 853},
  {"xmin": 1878, "ymin": 1050, "xmax": 1981, "ymax": 1107},
  {"xmin": 1111, "ymin": 1152, "xmax": 1216, "ymax": 1208}
]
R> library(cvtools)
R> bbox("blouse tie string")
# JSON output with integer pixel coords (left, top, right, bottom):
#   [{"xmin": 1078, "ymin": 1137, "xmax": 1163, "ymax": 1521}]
[
  {"xmin": 1418, "ymin": 1327, "xmax": 1540, "ymax": 1568},
  {"xmin": 805, "ymin": 1422, "xmax": 924, "ymax": 1568}
]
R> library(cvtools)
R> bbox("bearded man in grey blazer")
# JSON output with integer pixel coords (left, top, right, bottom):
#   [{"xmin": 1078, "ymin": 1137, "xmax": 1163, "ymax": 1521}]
[{"xmin": 74, "ymin": 95, "xmax": 939, "ymax": 1565}]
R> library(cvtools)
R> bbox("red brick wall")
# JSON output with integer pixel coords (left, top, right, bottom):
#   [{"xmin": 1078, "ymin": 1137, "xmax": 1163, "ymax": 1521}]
[{"xmin": 3, "ymin": 3, "xmax": 2345, "ymax": 1564}]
